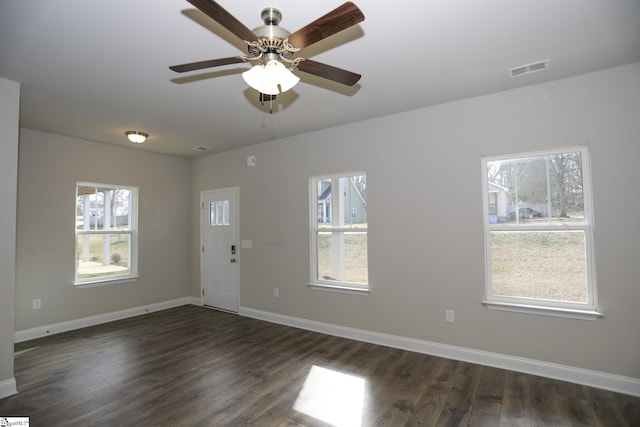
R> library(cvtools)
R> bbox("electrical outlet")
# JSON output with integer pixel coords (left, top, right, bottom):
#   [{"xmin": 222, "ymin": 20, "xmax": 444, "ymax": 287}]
[
  {"xmin": 32, "ymin": 299, "xmax": 42, "ymax": 310},
  {"xmin": 445, "ymin": 309, "xmax": 455, "ymax": 323},
  {"xmin": 274, "ymin": 288, "xmax": 280, "ymax": 298}
]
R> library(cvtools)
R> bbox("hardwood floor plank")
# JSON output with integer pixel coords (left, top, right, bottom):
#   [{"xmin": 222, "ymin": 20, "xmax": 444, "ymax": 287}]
[
  {"xmin": 583, "ymin": 386, "xmax": 637, "ymax": 427},
  {"xmin": 554, "ymin": 381, "xmax": 601, "ymax": 427},
  {"xmin": 435, "ymin": 361, "xmax": 483, "ymax": 426},
  {"xmin": 1, "ymin": 305, "xmax": 638, "ymax": 427},
  {"xmin": 404, "ymin": 357, "xmax": 457, "ymax": 426},
  {"xmin": 366, "ymin": 351, "xmax": 435, "ymax": 425},
  {"xmin": 531, "ymin": 375, "xmax": 573, "ymax": 427},
  {"xmin": 463, "ymin": 365, "xmax": 505, "ymax": 426},
  {"xmin": 619, "ymin": 393, "xmax": 640, "ymax": 426},
  {"xmin": 500, "ymin": 371, "xmax": 532, "ymax": 427}
]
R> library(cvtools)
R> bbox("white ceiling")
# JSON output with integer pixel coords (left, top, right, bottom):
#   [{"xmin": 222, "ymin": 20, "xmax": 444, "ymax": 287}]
[{"xmin": 1, "ymin": 0, "xmax": 639, "ymax": 158}]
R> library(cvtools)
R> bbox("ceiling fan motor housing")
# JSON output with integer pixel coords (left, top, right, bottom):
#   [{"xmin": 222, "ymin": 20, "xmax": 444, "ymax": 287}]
[{"xmin": 248, "ymin": 7, "xmax": 292, "ymax": 59}]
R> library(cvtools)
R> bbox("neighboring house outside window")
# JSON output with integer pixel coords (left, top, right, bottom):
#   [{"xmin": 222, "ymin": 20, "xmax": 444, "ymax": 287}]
[
  {"xmin": 75, "ymin": 182, "xmax": 138, "ymax": 285},
  {"xmin": 481, "ymin": 146, "xmax": 600, "ymax": 319},
  {"xmin": 310, "ymin": 173, "xmax": 368, "ymax": 293}
]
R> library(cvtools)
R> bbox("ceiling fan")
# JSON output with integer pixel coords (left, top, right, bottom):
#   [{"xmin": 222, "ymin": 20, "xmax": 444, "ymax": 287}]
[{"xmin": 170, "ymin": 0, "xmax": 365, "ymax": 109}]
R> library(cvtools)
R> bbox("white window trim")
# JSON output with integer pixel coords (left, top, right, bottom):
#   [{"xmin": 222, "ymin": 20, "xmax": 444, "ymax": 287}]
[
  {"xmin": 74, "ymin": 275, "xmax": 140, "ymax": 288},
  {"xmin": 307, "ymin": 282, "xmax": 369, "ymax": 296},
  {"xmin": 481, "ymin": 146, "xmax": 600, "ymax": 319},
  {"xmin": 309, "ymin": 172, "xmax": 369, "ymax": 294},
  {"xmin": 74, "ymin": 182, "xmax": 139, "ymax": 286},
  {"xmin": 482, "ymin": 300, "xmax": 602, "ymax": 321}
]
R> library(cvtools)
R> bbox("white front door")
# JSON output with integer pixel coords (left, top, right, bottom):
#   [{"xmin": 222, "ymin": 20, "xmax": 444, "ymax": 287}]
[{"xmin": 201, "ymin": 187, "xmax": 239, "ymax": 312}]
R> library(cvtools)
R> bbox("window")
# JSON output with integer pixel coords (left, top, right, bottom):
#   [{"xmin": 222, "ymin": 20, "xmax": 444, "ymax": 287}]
[
  {"xmin": 310, "ymin": 173, "xmax": 368, "ymax": 293},
  {"xmin": 210, "ymin": 200, "xmax": 229, "ymax": 226},
  {"xmin": 75, "ymin": 182, "xmax": 138, "ymax": 285},
  {"xmin": 482, "ymin": 146, "xmax": 600, "ymax": 319}
]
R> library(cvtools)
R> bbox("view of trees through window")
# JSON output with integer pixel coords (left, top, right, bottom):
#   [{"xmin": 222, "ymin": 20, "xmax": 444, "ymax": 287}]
[
  {"xmin": 484, "ymin": 148, "xmax": 595, "ymax": 308},
  {"xmin": 75, "ymin": 183, "xmax": 136, "ymax": 282},
  {"xmin": 487, "ymin": 151, "xmax": 584, "ymax": 224}
]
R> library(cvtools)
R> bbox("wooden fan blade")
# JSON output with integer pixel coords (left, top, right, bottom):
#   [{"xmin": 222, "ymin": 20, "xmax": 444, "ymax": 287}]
[
  {"xmin": 297, "ymin": 59, "xmax": 361, "ymax": 86},
  {"xmin": 287, "ymin": 2, "xmax": 365, "ymax": 49},
  {"xmin": 187, "ymin": 0, "xmax": 257, "ymax": 42},
  {"xmin": 169, "ymin": 56, "xmax": 245, "ymax": 73}
]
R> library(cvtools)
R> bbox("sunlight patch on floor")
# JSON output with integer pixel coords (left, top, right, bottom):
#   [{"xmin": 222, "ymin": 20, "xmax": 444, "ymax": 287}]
[{"xmin": 293, "ymin": 365, "xmax": 365, "ymax": 427}]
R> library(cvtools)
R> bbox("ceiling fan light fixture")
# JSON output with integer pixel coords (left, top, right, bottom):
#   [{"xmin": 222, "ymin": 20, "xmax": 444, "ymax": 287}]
[
  {"xmin": 242, "ymin": 64, "xmax": 270, "ymax": 95},
  {"xmin": 242, "ymin": 60, "xmax": 300, "ymax": 95},
  {"xmin": 266, "ymin": 60, "xmax": 300, "ymax": 93},
  {"xmin": 125, "ymin": 131, "xmax": 148, "ymax": 144}
]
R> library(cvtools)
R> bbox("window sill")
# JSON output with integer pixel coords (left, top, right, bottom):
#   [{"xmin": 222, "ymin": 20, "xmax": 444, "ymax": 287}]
[
  {"xmin": 483, "ymin": 300, "xmax": 602, "ymax": 321},
  {"xmin": 74, "ymin": 275, "xmax": 139, "ymax": 288},
  {"xmin": 307, "ymin": 282, "xmax": 369, "ymax": 296}
]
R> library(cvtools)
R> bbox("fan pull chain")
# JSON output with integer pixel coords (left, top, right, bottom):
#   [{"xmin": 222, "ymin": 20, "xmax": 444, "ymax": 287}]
[{"xmin": 259, "ymin": 93, "xmax": 275, "ymax": 114}]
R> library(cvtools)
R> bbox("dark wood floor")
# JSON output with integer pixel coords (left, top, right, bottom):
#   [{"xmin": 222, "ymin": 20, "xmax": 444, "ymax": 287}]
[{"xmin": 1, "ymin": 305, "xmax": 638, "ymax": 426}]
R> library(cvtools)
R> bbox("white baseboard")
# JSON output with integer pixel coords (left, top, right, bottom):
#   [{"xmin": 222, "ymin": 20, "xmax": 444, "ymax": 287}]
[
  {"xmin": 239, "ymin": 306, "xmax": 640, "ymax": 398},
  {"xmin": 14, "ymin": 297, "xmax": 192, "ymax": 343},
  {"xmin": 0, "ymin": 377, "xmax": 17, "ymax": 399},
  {"xmin": 187, "ymin": 296, "xmax": 202, "ymax": 306}
]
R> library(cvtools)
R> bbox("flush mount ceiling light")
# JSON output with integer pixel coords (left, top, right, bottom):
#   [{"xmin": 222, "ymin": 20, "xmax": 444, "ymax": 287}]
[
  {"xmin": 169, "ymin": 1, "xmax": 365, "ymax": 112},
  {"xmin": 125, "ymin": 131, "xmax": 148, "ymax": 144}
]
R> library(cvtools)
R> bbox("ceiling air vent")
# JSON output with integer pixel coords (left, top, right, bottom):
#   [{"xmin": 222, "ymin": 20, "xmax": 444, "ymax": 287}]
[
  {"xmin": 508, "ymin": 59, "xmax": 550, "ymax": 78},
  {"xmin": 192, "ymin": 146, "xmax": 211, "ymax": 152}
]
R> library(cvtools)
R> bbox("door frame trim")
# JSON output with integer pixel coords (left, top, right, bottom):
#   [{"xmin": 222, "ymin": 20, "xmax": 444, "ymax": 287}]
[{"xmin": 200, "ymin": 186, "xmax": 240, "ymax": 311}]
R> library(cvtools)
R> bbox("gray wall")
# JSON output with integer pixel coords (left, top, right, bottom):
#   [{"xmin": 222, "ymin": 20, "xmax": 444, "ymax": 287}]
[
  {"xmin": 0, "ymin": 77, "xmax": 19, "ymax": 395},
  {"xmin": 191, "ymin": 63, "xmax": 640, "ymax": 379},
  {"xmin": 15, "ymin": 129, "xmax": 191, "ymax": 330}
]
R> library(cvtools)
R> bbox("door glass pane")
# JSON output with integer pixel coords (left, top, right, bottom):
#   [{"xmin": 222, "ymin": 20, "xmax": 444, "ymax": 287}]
[
  {"xmin": 222, "ymin": 200, "xmax": 229, "ymax": 225},
  {"xmin": 210, "ymin": 200, "xmax": 230, "ymax": 226}
]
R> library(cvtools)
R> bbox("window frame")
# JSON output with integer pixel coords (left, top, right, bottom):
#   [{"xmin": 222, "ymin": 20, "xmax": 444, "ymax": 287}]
[
  {"xmin": 481, "ymin": 146, "xmax": 601, "ymax": 320},
  {"xmin": 309, "ymin": 172, "xmax": 369, "ymax": 295},
  {"xmin": 74, "ymin": 182, "xmax": 139, "ymax": 286}
]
